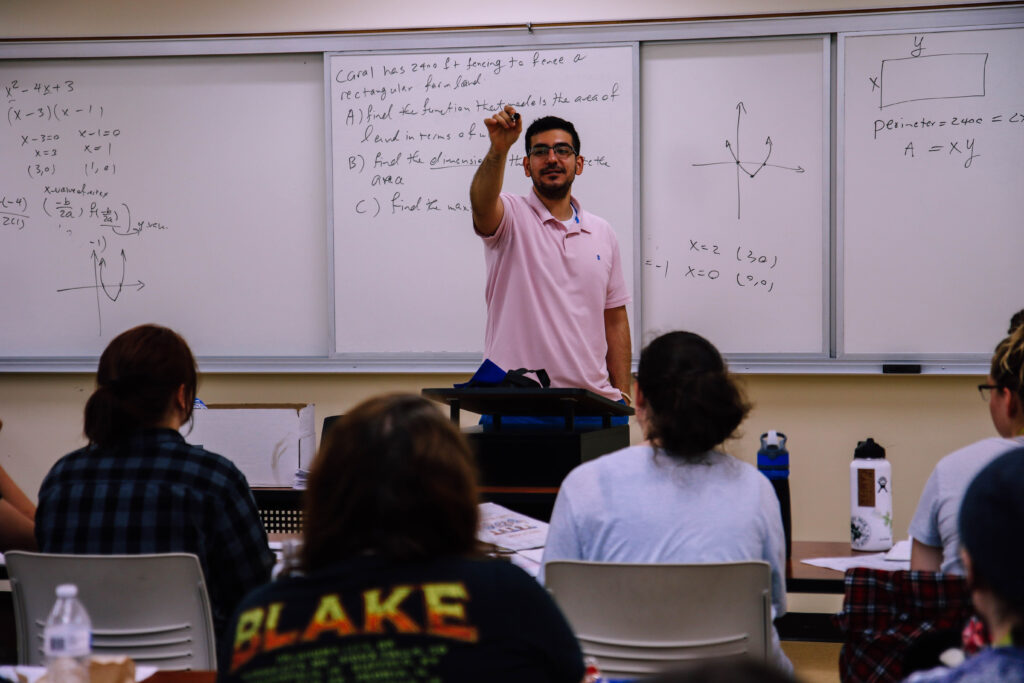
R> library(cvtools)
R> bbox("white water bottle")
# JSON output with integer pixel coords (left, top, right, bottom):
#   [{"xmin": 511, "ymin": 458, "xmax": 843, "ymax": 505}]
[
  {"xmin": 44, "ymin": 584, "xmax": 92, "ymax": 683},
  {"xmin": 850, "ymin": 438, "xmax": 893, "ymax": 551}
]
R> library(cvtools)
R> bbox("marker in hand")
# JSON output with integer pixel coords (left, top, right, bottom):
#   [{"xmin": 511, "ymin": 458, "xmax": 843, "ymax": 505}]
[{"xmin": 512, "ymin": 113, "xmax": 520, "ymax": 122}]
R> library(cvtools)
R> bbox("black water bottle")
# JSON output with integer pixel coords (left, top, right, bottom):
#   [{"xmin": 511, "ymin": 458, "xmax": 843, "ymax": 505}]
[{"xmin": 758, "ymin": 430, "xmax": 792, "ymax": 558}]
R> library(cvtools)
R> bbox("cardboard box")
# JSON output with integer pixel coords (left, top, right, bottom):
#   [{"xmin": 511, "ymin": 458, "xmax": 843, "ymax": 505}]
[{"xmin": 184, "ymin": 403, "xmax": 314, "ymax": 487}]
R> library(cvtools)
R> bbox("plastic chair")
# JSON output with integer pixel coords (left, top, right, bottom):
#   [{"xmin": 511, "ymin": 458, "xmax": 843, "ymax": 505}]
[
  {"xmin": 5, "ymin": 551, "xmax": 217, "ymax": 671},
  {"xmin": 544, "ymin": 560, "xmax": 772, "ymax": 679}
]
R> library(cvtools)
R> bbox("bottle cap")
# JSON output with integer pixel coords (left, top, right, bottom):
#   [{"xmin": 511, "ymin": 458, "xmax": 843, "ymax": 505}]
[
  {"xmin": 760, "ymin": 430, "xmax": 787, "ymax": 449},
  {"xmin": 854, "ymin": 437, "xmax": 886, "ymax": 459},
  {"xmin": 55, "ymin": 584, "xmax": 78, "ymax": 598}
]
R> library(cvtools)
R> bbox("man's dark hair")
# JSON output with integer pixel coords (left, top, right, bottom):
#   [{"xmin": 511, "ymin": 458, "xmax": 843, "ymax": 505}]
[
  {"xmin": 84, "ymin": 324, "xmax": 198, "ymax": 446},
  {"xmin": 524, "ymin": 116, "xmax": 580, "ymax": 156},
  {"xmin": 301, "ymin": 394, "xmax": 480, "ymax": 570}
]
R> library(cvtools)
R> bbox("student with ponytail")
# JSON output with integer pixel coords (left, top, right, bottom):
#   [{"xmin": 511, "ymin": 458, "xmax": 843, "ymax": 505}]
[
  {"xmin": 541, "ymin": 330, "xmax": 791, "ymax": 673},
  {"xmin": 36, "ymin": 324, "xmax": 274, "ymax": 642}
]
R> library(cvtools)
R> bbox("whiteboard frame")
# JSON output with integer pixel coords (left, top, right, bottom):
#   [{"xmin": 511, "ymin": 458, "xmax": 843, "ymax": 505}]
[
  {"xmin": 835, "ymin": 21, "xmax": 1024, "ymax": 364},
  {"xmin": 0, "ymin": 4, "xmax": 1021, "ymax": 373},
  {"xmin": 324, "ymin": 42, "xmax": 640, "ymax": 367},
  {"xmin": 638, "ymin": 34, "xmax": 832, "ymax": 360}
]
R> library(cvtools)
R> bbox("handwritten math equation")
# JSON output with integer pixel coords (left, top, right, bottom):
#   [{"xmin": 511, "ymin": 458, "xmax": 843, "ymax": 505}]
[
  {"xmin": 2, "ymin": 76, "xmax": 168, "ymax": 335},
  {"xmin": 644, "ymin": 239, "xmax": 780, "ymax": 293},
  {"xmin": 332, "ymin": 49, "xmax": 624, "ymax": 220},
  {"xmin": 863, "ymin": 35, "xmax": 1023, "ymax": 170}
]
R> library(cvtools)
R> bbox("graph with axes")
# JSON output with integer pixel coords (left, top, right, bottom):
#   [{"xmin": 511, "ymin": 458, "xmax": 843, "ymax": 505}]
[{"xmin": 692, "ymin": 102, "xmax": 806, "ymax": 219}]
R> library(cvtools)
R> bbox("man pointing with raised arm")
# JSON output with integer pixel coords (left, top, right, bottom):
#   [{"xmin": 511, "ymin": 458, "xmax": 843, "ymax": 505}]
[{"xmin": 469, "ymin": 105, "xmax": 632, "ymax": 408}]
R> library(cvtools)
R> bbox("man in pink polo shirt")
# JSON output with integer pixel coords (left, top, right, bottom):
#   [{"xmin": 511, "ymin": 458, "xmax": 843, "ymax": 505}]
[{"xmin": 469, "ymin": 106, "xmax": 631, "ymax": 408}]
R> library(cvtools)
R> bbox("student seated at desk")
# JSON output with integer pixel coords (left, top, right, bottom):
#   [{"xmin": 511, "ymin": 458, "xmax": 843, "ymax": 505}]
[
  {"xmin": 907, "ymin": 447, "xmax": 1024, "ymax": 682},
  {"xmin": 35, "ymin": 324, "xmax": 274, "ymax": 642},
  {"xmin": 220, "ymin": 394, "xmax": 584, "ymax": 683},
  {"xmin": 909, "ymin": 315, "xmax": 1024, "ymax": 574},
  {"xmin": 541, "ymin": 331, "xmax": 792, "ymax": 673},
  {"xmin": 0, "ymin": 418, "xmax": 36, "ymax": 552}
]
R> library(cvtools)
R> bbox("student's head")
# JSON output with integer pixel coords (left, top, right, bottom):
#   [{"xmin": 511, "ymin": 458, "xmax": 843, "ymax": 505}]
[
  {"xmin": 522, "ymin": 116, "xmax": 583, "ymax": 201},
  {"xmin": 987, "ymin": 324, "xmax": 1024, "ymax": 436},
  {"xmin": 958, "ymin": 447, "xmax": 1024, "ymax": 646},
  {"xmin": 83, "ymin": 324, "xmax": 197, "ymax": 446},
  {"xmin": 301, "ymin": 393, "xmax": 479, "ymax": 571},
  {"xmin": 1009, "ymin": 309, "xmax": 1024, "ymax": 336},
  {"xmin": 635, "ymin": 331, "xmax": 751, "ymax": 459}
]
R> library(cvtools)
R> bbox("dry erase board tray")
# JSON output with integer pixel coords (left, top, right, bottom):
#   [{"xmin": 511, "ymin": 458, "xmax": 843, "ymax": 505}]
[{"xmin": 423, "ymin": 387, "xmax": 634, "ymax": 419}]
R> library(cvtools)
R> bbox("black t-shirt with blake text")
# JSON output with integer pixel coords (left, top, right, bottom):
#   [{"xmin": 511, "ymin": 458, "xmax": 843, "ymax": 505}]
[{"xmin": 218, "ymin": 554, "xmax": 584, "ymax": 683}]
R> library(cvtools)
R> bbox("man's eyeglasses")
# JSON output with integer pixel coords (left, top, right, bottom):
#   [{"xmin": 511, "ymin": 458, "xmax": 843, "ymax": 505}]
[
  {"xmin": 528, "ymin": 143, "xmax": 576, "ymax": 159},
  {"xmin": 978, "ymin": 383, "xmax": 1001, "ymax": 401}
]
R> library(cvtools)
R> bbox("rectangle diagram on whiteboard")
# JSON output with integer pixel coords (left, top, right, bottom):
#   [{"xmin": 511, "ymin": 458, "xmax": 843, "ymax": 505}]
[{"xmin": 880, "ymin": 53, "xmax": 987, "ymax": 108}]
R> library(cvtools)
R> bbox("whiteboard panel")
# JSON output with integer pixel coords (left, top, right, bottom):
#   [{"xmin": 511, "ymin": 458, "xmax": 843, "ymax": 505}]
[
  {"xmin": 329, "ymin": 45, "xmax": 636, "ymax": 355},
  {"xmin": 840, "ymin": 26, "xmax": 1024, "ymax": 357},
  {"xmin": 640, "ymin": 38, "xmax": 828, "ymax": 355},
  {"xmin": 0, "ymin": 55, "xmax": 328, "ymax": 358}
]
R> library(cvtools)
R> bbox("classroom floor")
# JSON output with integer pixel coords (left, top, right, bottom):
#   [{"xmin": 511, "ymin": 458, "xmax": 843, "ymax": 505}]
[{"xmin": 783, "ymin": 640, "xmax": 842, "ymax": 683}]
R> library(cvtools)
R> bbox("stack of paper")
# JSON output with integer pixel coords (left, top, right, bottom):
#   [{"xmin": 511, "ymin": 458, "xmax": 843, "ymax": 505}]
[{"xmin": 476, "ymin": 502, "xmax": 548, "ymax": 577}]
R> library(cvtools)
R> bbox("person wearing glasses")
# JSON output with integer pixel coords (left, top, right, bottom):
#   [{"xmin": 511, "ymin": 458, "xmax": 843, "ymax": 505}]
[
  {"xmin": 909, "ymin": 315, "xmax": 1024, "ymax": 573},
  {"xmin": 469, "ymin": 106, "xmax": 631, "ymax": 409}
]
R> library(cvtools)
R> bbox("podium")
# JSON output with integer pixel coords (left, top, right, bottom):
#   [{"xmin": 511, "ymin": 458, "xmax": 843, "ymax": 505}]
[{"xmin": 422, "ymin": 387, "xmax": 633, "ymax": 521}]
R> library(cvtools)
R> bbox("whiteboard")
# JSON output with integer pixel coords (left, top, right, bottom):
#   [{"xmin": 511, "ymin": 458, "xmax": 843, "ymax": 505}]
[
  {"xmin": 328, "ymin": 45, "xmax": 636, "ymax": 356},
  {"xmin": 0, "ymin": 55, "xmax": 328, "ymax": 358},
  {"xmin": 840, "ymin": 26, "xmax": 1024, "ymax": 357},
  {"xmin": 640, "ymin": 38, "xmax": 829, "ymax": 355}
]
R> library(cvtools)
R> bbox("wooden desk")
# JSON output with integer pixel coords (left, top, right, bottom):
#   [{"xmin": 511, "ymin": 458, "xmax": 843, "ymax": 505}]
[
  {"xmin": 787, "ymin": 540, "xmax": 863, "ymax": 594},
  {"xmin": 781, "ymin": 540, "xmax": 877, "ymax": 642}
]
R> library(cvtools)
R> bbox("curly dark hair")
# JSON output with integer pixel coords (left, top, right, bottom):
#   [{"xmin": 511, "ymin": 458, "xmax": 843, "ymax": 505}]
[{"xmin": 636, "ymin": 331, "xmax": 751, "ymax": 459}]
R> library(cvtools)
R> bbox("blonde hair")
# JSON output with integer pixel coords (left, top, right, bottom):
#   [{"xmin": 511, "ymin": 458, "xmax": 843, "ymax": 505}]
[{"xmin": 991, "ymin": 324, "xmax": 1024, "ymax": 403}]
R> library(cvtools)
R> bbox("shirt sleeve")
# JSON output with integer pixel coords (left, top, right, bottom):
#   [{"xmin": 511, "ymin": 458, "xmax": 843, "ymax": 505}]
[
  {"xmin": 908, "ymin": 467, "xmax": 943, "ymax": 547},
  {"xmin": 209, "ymin": 467, "xmax": 275, "ymax": 625},
  {"xmin": 604, "ymin": 226, "xmax": 630, "ymax": 309},
  {"xmin": 500, "ymin": 563, "xmax": 585, "ymax": 683},
  {"xmin": 478, "ymin": 193, "xmax": 514, "ymax": 247},
  {"xmin": 539, "ymin": 480, "xmax": 584, "ymax": 585}
]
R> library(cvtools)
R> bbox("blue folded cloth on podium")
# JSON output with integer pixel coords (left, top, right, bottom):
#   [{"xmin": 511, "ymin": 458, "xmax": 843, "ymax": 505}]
[{"xmin": 457, "ymin": 360, "xmax": 628, "ymax": 427}]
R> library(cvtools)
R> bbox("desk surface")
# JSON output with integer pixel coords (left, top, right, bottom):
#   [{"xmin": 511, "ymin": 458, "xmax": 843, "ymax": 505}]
[{"xmin": 788, "ymin": 540, "xmax": 867, "ymax": 594}]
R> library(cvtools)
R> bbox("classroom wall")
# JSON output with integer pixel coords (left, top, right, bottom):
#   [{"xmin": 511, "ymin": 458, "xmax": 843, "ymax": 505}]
[
  {"xmin": 0, "ymin": 0, "xmax": 995, "ymax": 38},
  {"xmin": 0, "ymin": 0, "xmax": 1001, "ymax": 544}
]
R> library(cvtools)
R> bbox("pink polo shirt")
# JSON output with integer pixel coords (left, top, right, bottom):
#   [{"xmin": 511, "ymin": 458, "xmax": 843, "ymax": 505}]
[{"xmin": 479, "ymin": 191, "xmax": 630, "ymax": 401}]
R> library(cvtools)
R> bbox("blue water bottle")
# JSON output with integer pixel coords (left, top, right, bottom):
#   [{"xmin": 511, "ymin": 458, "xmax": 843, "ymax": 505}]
[{"xmin": 758, "ymin": 430, "xmax": 792, "ymax": 558}]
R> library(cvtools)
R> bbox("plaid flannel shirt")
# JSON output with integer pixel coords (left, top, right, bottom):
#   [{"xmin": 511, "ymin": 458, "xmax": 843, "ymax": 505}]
[
  {"xmin": 832, "ymin": 567, "xmax": 973, "ymax": 683},
  {"xmin": 36, "ymin": 428, "xmax": 275, "ymax": 639}
]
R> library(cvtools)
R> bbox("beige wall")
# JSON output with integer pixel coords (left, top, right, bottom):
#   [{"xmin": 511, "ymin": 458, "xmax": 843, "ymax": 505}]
[
  {"xmin": 0, "ymin": 0, "xmax": 1000, "ymax": 546},
  {"xmin": 0, "ymin": 371, "xmax": 995, "ymax": 544}
]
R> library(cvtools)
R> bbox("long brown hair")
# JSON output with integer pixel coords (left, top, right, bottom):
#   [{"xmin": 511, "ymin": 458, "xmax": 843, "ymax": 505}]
[
  {"xmin": 83, "ymin": 324, "xmax": 197, "ymax": 446},
  {"xmin": 301, "ymin": 394, "xmax": 480, "ymax": 571}
]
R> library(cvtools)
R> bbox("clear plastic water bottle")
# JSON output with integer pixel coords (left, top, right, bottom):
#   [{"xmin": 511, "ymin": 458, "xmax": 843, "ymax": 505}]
[{"xmin": 43, "ymin": 584, "xmax": 92, "ymax": 683}]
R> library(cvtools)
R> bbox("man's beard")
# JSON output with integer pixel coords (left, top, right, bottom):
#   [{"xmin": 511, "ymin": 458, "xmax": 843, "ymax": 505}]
[{"xmin": 532, "ymin": 167, "xmax": 573, "ymax": 200}]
